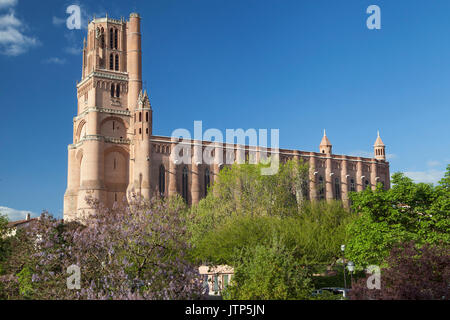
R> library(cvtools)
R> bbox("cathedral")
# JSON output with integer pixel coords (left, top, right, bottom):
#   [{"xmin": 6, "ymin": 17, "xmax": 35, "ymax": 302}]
[{"xmin": 63, "ymin": 13, "xmax": 390, "ymax": 221}]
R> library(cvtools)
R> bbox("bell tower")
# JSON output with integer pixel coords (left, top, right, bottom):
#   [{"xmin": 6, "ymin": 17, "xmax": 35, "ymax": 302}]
[
  {"xmin": 64, "ymin": 13, "xmax": 150, "ymax": 221},
  {"xmin": 374, "ymin": 131, "xmax": 386, "ymax": 161}
]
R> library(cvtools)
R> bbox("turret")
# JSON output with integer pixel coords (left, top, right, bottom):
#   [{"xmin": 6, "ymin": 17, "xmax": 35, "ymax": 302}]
[
  {"xmin": 319, "ymin": 129, "xmax": 332, "ymax": 154},
  {"xmin": 374, "ymin": 131, "xmax": 386, "ymax": 161}
]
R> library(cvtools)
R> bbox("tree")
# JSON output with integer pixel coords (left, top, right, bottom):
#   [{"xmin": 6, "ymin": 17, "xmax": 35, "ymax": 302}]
[
  {"xmin": 346, "ymin": 166, "xmax": 450, "ymax": 268},
  {"xmin": 0, "ymin": 196, "xmax": 204, "ymax": 300},
  {"xmin": 188, "ymin": 160, "xmax": 355, "ymax": 267},
  {"xmin": 0, "ymin": 214, "xmax": 10, "ymax": 274},
  {"xmin": 222, "ymin": 236, "xmax": 314, "ymax": 300},
  {"xmin": 350, "ymin": 241, "xmax": 449, "ymax": 300}
]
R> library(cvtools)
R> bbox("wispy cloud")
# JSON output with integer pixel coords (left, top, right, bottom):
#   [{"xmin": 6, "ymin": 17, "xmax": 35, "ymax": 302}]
[
  {"xmin": 427, "ymin": 160, "xmax": 441, "ymax": 167},
  {"xmin": 404, "ymin": 169, "xmax": 444, "ymax": 184},
  {"xmin": 52, "ymin": 16, "xmax": 65, "ymax": 26},
  {"xmin": 0, "ymin": 0, "xmax": 17, "ymax": 10},
  {"xmin": 0, "ymin": 4, "xmax": 39, "ymax": 56},
  {"xmin": 0, "ymin": 206, "xmax": 37, "ymax": 222},
  {"xmin": 42, "ymin": 57, "xmax": 66, "ymax": 64},
  {"xmin": 403, "ymin": 160, "xmax": 447, "ymax": 184}
]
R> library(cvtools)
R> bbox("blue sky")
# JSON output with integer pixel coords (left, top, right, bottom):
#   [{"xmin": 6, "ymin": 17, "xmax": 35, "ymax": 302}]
[{"xmin": 0, "ymin": 0, "xmax": 449, "ymax": 220}]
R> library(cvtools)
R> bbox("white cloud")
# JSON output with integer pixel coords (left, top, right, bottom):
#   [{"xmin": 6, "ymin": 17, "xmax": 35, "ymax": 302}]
[
  {"xmin": 0, "ymin": 206, "xmax": 38, "ymax": 222},
  {"xmin": 42, "ymin": 57, "xmax": 66, "ymax": 64},
  {"xmin": 0, "ymin": 10, "xmax": 20, "ymax": 27},
  {"xmin": 0, "ymin": 9, "xmax": 39, "ymax": 56},
  {"xmin": 427, "ymin": 160, "xmax": 441, "ymax": 167},
  {"xmin": 0, "ymin": 0, "xmax": 17, "ymax": 10},
  {"xmin": 64, "ymin": 46, "xmax": 80, "ymax": 55},
  {"xmin": 52, "ymin": 16, "xmax": 65, "ymax": 26},
  {"xmin": 404, "ymin": 169, "xmax": 445, "ymax": 184}
]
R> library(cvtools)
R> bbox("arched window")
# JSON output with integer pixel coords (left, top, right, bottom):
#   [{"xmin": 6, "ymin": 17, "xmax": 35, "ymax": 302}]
[
  {"xmin": 318, "ymin": 176, "xmax": 324, "ymax": 199},
  {"xmin": 109, "ymin": 28, "xmax": 113, "ymax": 49},
  {"xmin": 204, "ymin": 167, "xmax": 210, "ymax": 197},
  {"xmin": 365, "ymin": 180, "xmax": 370, "ymax": 189},
  {"xmin": 350, "ymin": 178, "xmax": 356, "ymax": 192},
  {"xmin": 115, "ymin": 54, "xmax": 119, "ymax": 71},
  {"xmin": 334, "ymin": 178, "xmax": 341, "ymax": 200},
  {"xmin": 182, "ymin": 166, "xmax": 189, "ymax": 203},
  {"xmin": 100, "ymin": 27, "xmax": 105, "ymax": 48},
  {"xmin": 114, "ymin": 29, "xmax": 118, "ymax": 49},
  {"xmin": 116, "ymin": 84, "xmax": 120, "ymax": 97},
  {"xmin": 146, "ymin": 112, "xmax": 149, "ymax": 122},
  {"xmin": 159, "ymin": 165, "xmax": 165, "ymax": 196},
  {"xmin": 110, "ymin": 83, "xmax": 115, "ymax": 97},
  {"xmin": 109, "ymin": 53, "xmax": 114, "ymax": 70},
  {"xmin": 139, "ymin": 112, "xmax": 142, "ymax": 122}
]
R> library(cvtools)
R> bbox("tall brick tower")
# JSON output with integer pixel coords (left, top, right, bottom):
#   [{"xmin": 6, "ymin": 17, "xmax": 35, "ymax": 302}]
[{"xmin": 64, "ymin": 13, "xmax": 150, "ymax": 221}]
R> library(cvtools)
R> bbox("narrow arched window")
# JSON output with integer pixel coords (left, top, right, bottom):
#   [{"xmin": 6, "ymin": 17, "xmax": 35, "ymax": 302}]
[
  {"xmin": 182, "ymin": 166, "xmax": 189, "ymax": 203},
  {"xmin": 110, "ymin": 83, "xmax": 115, "ymax": 97},
  {"xmin": 318, "ymin": 176, "xmax": 324, "ymax": 199},
  {"xmin": 146, "ymin": 112, "xmax": 149, "ymax": 122},
  {"xmin": 350, "ymin": 178, "xmax": 356, "ymax": 192},
  {"xmin": 365, "ymin": 180, "xmax": 370, "ymax": 189},
  {"xmin": 115, "ymin": 54, "xmax": 119, "ymax": 71},
  {"xmin": 116, "ymin": 84, "xmax": 120, "ymax": 97},
  {"xmin": 159, "ymin": 165, "xmax": 165, "ymax": 196},
  {"xmin": 114, "ymin": 29, "xmax": 118, "ymax": 49},
  {"xmin": 100, "ymin": 27, "xmax": 105, "ymax": 48},
  {"xmin": 204, "ymin": 167, "xmax": 210, "ymax": 197},
  {"xmin": 109, "ymin": 53, "xmax": 114, "ymax": 70},
  {"xmin": 109, "ymin": 28, "xmax": 113, "ymax": 49},
  {"xmin": 139, "ymin": 112, "xmax": 142, "ymax": 122},
  {"xmin": 334, "ymin": 178, "xmax": 341, "ymax": 200}
]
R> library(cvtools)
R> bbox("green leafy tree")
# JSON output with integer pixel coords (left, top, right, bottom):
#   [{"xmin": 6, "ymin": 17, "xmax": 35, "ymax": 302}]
[
  {"xmin": 346, "ymin": 166, "xmax": 450, "ymax": 268},
  {"xmin": 189, "ymin": 160, "xmax": 355, "ymax": 267},
  {"xmin": 222, "ymin": 236, "xmax": 313, "ymax": 300}
]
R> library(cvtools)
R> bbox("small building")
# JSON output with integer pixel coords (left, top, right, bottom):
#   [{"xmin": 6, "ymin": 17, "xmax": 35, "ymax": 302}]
[
  {"xmin": 6, "ymin": 213, "xmax": 38, "ymax": 237},
  {"xmin": 199, "ymin": 265, "xmax": 234, "ymax": 296}
]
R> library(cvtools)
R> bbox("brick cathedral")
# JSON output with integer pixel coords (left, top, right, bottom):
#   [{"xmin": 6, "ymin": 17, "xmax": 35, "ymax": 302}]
[{"xmin": 63, "ymin": 13, "xmax": 390, "ymax": 221}]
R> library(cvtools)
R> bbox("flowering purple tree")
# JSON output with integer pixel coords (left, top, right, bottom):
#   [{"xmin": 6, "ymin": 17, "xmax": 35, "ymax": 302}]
[
  {"xmin": 350, "ymin": 241, "xmax": 449, "ymax": 300},
  {"xmin": 7, "ymin": 195, "xmax": 204, "ymax": 300}
]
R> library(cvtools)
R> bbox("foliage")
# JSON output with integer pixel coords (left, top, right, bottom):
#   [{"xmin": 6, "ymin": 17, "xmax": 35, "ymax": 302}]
[
  {"xmin": 0, "ymin": 196, "xmax": 204, "ymax": 300},
  {"xmin": 346, "ymin": 166, "xmax": 450, "ymax": 267},
  {"xmin": 0, "ymin": 214, "xmax": 10, "ymax": 274},
  {"xmin": 192, "ymin": 201, "xmax": 353, "ymax": 266},
  {"xmin": 189, "ymin": 160, "xmax": 309, "ymax": 242},
  {"xmin": 222, "ymin": 236, "xmax": 313, "ymax": 300},
  {"xmin": 189, "ymin": 160, "xmax": 355, "ymax": 268},
  {"xmin": 17, "ymin": 266, "xmax": 33, "ymax": 299},
  {"xmin": 350, "ymin": 241, "xmax": 450, "ymax": 300}
]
